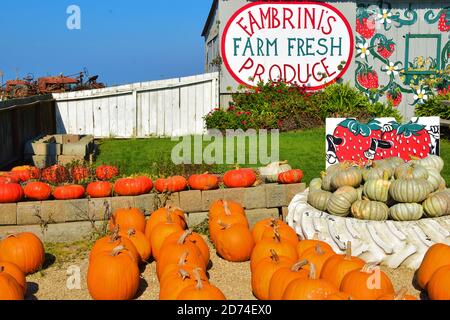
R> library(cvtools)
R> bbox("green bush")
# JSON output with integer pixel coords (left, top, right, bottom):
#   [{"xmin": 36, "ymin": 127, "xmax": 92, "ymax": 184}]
[
  {"xmin": 205, "ymin": 81, "xmax": 402, "ymax": 131},
  {"xmin": 416, "ymin": 92, "xmax": 450, "ymax": 120}
]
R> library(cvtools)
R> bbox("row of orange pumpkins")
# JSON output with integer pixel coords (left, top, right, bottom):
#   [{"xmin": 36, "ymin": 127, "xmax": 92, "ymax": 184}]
[{"xmin": 0, "ymin": 165, "xmax": 304, "ymax": 204}]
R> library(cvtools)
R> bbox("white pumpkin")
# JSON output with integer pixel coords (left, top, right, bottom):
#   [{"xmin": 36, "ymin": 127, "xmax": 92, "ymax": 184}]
[
  {"xmin": 413, "ymin": 155, "xmax": 444, "ymax": 173},
  {"xmin": 258, "ymin": 161, "xmax": 292, "ymax": 183}
]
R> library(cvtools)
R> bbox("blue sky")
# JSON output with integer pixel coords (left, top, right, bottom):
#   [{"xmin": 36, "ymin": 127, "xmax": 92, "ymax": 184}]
[{"xmin": 0, "ymin": 0, "xmax": 212, "ymax": 86}]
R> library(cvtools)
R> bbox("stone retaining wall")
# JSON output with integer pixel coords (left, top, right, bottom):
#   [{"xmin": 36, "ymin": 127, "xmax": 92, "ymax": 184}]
[{"xmin": 0, "ymin": 183, "xmax": 306, "ymax": 242}]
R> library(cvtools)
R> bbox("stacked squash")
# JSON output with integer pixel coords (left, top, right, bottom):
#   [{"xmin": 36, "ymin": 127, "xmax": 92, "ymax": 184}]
[
  {"xmin": 308, "ymin": 155, "xmax": 448, "ymax": 221},
  {"xmin": 208, "ymin": 200, "xmax": 255, "ymax": 262},
  {"xmin": 0, "ymin": 232, "xmax": 46, "ymax": 300},
  {"xmin": 417, "ymin": 243, "xmax": 450, "ymax": 300}
]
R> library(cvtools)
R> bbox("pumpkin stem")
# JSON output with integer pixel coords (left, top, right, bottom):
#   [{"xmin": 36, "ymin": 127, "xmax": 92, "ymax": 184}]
[
  {"xmin": 0, "ymin": 266, "xmax": 4, "ymax": 273},
  {"xmin": 395, "ymin": 287, "xmax": 408, "ymax": 300},
  {"xmin": 178, "ymin": 230, "xmax": 193, "ymax": 245},
  {"xmin": 273, "ymin": 226, "xmax": 282, "ymax": 243},
  {"xmin": 193, "ymin": 268, "xmax": 204, "ymax": 290},
  {"xmin": 279, "ymin": 160, "xmax": 289, "ymax": 165},
  {"xmin": 111, "ymin": 245, "xmax": 125, "ymax": 256},
  {"xmin": 345, "ymin": 241, "xmax": 352, "ymax": 260},
  {"xmin": 110, "ymin": 225, "xmax": 120, "ymax": 242},
  {"xmin": 312, "ymin": 233, "xmax": 319, "ymax": 241},
  {"xmin": 315, "ymin": 243, "xmax": 324, "ymax": 255},
  {"xmin": 166, "ymin": 207, "xmax": 173, "ymax": 223},
  {"xmin": 291, "ymin": 260, "xmax": 309, "ymax": 272},
  {"xmin": 127, "ymin": 229, "xmax": 136, "ymax": 237},
  {"xmin": 270, "ymin": 249, "xmax": 280, "ymax": 263},
  {"xmin": 223, "ymin": 201, "xmax": 232, "ymax": 216},
  {"xmin": 179, "ymin": 268, "xmax": 190, "ymax": 281},
  {"xmin": 178, "ymin": 252, "xmax": 189, "ymax": 266},
  {"xmin": 308, "ymin": 263, "xmax": 317, "ymax": 280},
  {"xmin": 382, "ymin": 170, "xmax": 390, "ymax": 181}
]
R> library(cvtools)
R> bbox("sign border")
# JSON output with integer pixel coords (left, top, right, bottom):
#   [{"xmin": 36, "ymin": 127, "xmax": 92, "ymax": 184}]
[{"xmin": 221, "ymin": 1, "xmax": 355, "ymax": 90}]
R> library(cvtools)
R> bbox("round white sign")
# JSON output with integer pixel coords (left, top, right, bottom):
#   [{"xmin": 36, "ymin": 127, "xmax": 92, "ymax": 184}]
[{"xmin": 221, "ymin": 2, "xmax": 354, "ymax": 90}]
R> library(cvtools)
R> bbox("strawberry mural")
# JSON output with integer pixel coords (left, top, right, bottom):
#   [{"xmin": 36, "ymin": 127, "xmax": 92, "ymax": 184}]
[
  {"xmin": 326, "ymin": 118, "xmax": 439, "ymax": 166},
  {"xmin": 377, "ymin": 38, "xmax": 395, "ymax": 59},
  {"xmin": 357, "ymin": 63, "xmax": 379, "ymax": 90},
  {"xmin": 386, "ymin": 88, "xmax": 402, "ymax": 107},
  {"xmin": 380, "ymin": 121, "xmax": 432, "ymax": 160},
  {"xmin": 438, "ymin": 10, "xmax": 450, "ymax": 32},
  {"xmin": 356, "ymin": 10, "xmax": 376, "ymax": 39}
]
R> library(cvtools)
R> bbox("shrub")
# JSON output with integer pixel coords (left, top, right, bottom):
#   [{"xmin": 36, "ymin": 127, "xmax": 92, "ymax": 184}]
[
  {"xmin": 205, "ymin": 81, "xmax": 402, "ymax": 131},
  {"xmin": 416, "ymin": 92, "xmax": 450, "ymax": 120}
]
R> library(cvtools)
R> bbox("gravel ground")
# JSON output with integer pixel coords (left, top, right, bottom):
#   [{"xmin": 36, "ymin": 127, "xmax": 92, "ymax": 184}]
[{"xmin": 25, "ymin": 239, "xmax": 422, "ymax": 301}]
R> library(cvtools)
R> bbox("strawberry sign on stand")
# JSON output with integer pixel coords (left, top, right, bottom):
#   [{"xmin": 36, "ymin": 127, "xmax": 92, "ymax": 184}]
[{"xmin": 325, "ymin": 117, "xmax": 441, "ymax": 167}]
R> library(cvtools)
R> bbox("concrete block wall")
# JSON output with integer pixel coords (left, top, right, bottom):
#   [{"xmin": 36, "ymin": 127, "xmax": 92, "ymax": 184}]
[{"xmin": 0, "ymin": 183, "xmax": 306, "ymax": 242}]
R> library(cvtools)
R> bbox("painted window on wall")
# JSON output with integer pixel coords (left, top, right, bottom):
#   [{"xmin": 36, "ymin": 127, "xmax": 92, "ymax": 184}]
[{"xmin": 354, "ymin": 3, "xmax": 450, "ymax": 112}]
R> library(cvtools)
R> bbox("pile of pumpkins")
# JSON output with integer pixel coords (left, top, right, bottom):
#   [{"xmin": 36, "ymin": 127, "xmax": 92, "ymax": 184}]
[
  {"xmin": 307, "ymin": 155, "xmax": 449, "ymax": 221},
  {"xmin": 417, "ymin": 243, "xmax": 450, "ymax": 300},
  {"xmin": 87, "ymin": 206, "xmax": 226, "ymax": 300},
  {"xmin": 249, "ymin": 221, "xmax": 418, "ymax": 300},
  {"xmin": 0, "ymin": 232, "xmax": 45, "ymax": 300}
]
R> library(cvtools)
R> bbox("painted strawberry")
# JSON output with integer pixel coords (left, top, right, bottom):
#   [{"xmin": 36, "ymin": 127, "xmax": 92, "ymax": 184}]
[
  {"xmin": 332, "ymin": 119, "xmax": 383, "ymax": 164},
  {"xmin": 438, "ymin": 10, "xmax": 450, "ymax": 32},
  {"xmin": 356, "ymin": 9, "xmax": 376, "ymax": 39},
  {"xmin": 386, "ymin": 88, "xmax": 402, "ymax": 107},
  {"xmin": 380, "ymin": 121, "xmax": 432, "ymax": 160},
  {"xmin": 357, "ymin": 65, "xmax": 379, "ymax": 90},
  {"xmin": 377, "ymin": 38, "xmax": 395, "ymax": 59}
]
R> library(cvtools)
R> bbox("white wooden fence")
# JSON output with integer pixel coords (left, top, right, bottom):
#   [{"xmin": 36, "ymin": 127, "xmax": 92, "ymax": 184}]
[{"xmin": 52, "ymin": 73, "xmax": 219, "ymax": 138}]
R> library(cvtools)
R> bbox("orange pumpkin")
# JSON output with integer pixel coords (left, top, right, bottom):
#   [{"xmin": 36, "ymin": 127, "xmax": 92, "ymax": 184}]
[
  {"xmin": 378, "ymin": 288, "xmax": 418, "ymax": 301},
  {"xmin": 416, "ymin": 243, "xmax": 450, "ymax": 289},
  {"xmin": 283, "ymin": 263, "xmax": 338, "ymax": 300},
  {"xmin": 87, "ymin": 245, "xmax": 140, "ymax": 300},
  {"xmin": 0, "ymin": 233, "xmax": 45, "ymax": 274},
  {"xmin": 0, "ymin": 268, "xmax": 23, "ymax": 300},
  {"xmin": 209, "ymin": 200, "xmax": 245, "ymax": 221},
  {"xmin": 150, "ymin": 211, "xmax": 184, "ymax": 261},
  {"xmin": 278, "ymin": 169, "xmax": 304, "ymax": 184},
  {"xmin": 223, "ymin": 168, "xmax": 256, "ymax": 188},
  {"xmin": 0, "ymin": 261, "xmax": 26, "ymax": 294},
  {"xmin": 145, "ymin": 206, "xmax": 187, "ymax": 240},
  {"xmin": 11, "ymin": 166, "xmax": 40, "ymax": 182},
  {"xmin": 53, "ymin": 184, "xmax": 85, "ymax": 200},
  {"xmin": 24, "ymin": 182, "xmax": 52, "ymax": 201},
  {"xmin": 177, "ymin": 269, "xmax": 226, "ymax": 300},
  {"xmin": 114, "ymin": 178, "xmax": 145, "ymax": 196},
  {"xmin": 109, "ymin": 208, "xmax": 146, "ymax": 234},
  {"xmin": 209, "ymin": 209, "xmax": 249, "ymax": 244},
  {"xmin": 0, "ymin": 183, "xmax": 24, "ymax": 203},
  {"xmin": 158, "ymin": 251, "xmax": 207, "ymax": 283},
  {"xmin": 215, "ymin": 223, "xmax": 255, "ymax": 262},
  {"xmin": 156, "ymin": 231, "xmax": 207, "ymax": 277},
  {"xmin": 90, "ymin": 228, "xmax": 139, "ymax": 264},
  {"xmin": 427, "ymin": 265, "xmax": 450, "ymax": 300},
  {"xmin": 252, "ymin": 218, "xmax": 281, "ymax": 243},
  {"xmin": 188, "ymin": 173, "xmax": 219, "ymax": 191},
  {"xmin": 155, "ymin": 176, "xmax": 187, "ymax": 193},
  {"xmin": 296, "ymin": 234, "xmax": 333, "ymax": 257},
  {"xmin": 268, "ymin": 260, "xmax": 309, "ymax": 300},
  {"xmin": 340, "ymin": 264, "xmax": 395, "ymax": 300},
  {"xmin": 95, "ymin": 165, "xmax": 119, "ymax": 181},
  {"xmin": 250, "ymin": 229, "xmax": 298, "ymax": 272},
  {"xmin": 320, "ymin": 242, "xmax": 365, "ymax": 289},
  {"xmin": 260, "ymin": 222, "xmax": 299, "ymax": 247},
  {"xmin": 299, "ymin": 243, "xmax": 336, "ymax": 275},
  {"xmin": 159, "ymin": 268, "xmax": 207, "ymax": 300},
  {"xmin": 252, "ymin": 250, "xmax": 296, "ymax": 300},
  {"xmin": 162, "ymin": 230, "xmax": 210, "ymax": 264},
  {"xmin": 119, "ymin": 229, "xmax": 151, "ymax": 263},
  {"xmin": 86, "ymin": 181, "xmax": 113, "ymax": 198}
]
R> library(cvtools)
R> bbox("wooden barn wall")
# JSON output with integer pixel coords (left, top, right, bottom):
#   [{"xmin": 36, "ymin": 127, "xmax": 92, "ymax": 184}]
[
  {"xmin": 0, "ymin": 97, "xmax": 56, "ymax": 168},
  {"xmin": 52, "ymin": 73, "xmax": 220, "ymax": 138}
]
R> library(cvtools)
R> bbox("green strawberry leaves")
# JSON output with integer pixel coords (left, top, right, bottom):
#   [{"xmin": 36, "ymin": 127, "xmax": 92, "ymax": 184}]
[{"xmin": 338, "ymin": 119, "xmax": 381, "ymax": 137}]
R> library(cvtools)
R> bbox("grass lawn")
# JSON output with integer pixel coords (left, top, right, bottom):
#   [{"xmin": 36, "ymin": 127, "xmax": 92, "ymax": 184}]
[{"xmin": 95, "ymin": 128, "xmax": 450, "ymax": 184}]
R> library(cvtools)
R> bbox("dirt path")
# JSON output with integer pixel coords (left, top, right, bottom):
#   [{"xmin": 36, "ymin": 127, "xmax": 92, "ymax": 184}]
[{"xmin": 25, "ymin": 240, "xmax": 422, "ymax": 300}]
